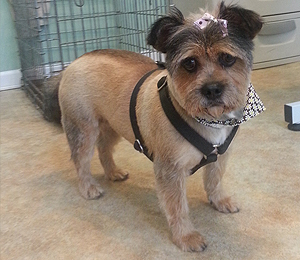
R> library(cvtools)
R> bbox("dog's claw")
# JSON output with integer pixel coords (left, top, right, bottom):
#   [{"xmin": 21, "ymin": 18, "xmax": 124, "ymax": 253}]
[
  {"xmin": 79, "ymin": 179, "xmax": 104, "ymax": 200},
  {"xmin": 209, "ymin": 197, "xmax": 239, "ymax": 213},
  {"xmin": 174, "ymin": 231, "xmax": 207, "ymax": 252},
  {"xmin": 106, "ymin": 169, "xmax": 129, "ymax": 182}
]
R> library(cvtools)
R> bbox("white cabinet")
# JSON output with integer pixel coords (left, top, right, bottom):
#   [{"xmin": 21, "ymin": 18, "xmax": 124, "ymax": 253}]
[
  {"xmin": 230, "ymin": 0, "xmax": 300, "ymax": 16},
  {"xmin": 254, "ymin": 12, "xmax": 300, "ymax": 68}
]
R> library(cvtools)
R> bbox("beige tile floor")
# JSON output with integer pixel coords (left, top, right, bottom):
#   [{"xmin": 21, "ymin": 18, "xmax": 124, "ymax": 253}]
[{"xmin": 1, "ymin": 62, "xmax": 300, "ymax": 260}]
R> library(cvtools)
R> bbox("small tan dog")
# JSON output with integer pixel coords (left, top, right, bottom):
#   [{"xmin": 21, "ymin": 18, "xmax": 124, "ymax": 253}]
[{"xmin": 57, "ymin": 2, "xmax": 263, "ymax": 252}]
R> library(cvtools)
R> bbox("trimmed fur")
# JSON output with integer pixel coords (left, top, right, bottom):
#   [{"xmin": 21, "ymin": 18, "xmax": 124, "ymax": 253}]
[{"xmin": 57, "ymin": 2, "xmax": 262, "ymax": 252}]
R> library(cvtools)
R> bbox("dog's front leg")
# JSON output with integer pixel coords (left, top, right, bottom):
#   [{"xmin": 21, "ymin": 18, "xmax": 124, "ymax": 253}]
[
  {"xmin": 203, "ymin": 152, "xmax": 239, "ymax": 213},
  {"xmin": 154, "ymin": 161, "xmax": 207, "ymax": 252}
]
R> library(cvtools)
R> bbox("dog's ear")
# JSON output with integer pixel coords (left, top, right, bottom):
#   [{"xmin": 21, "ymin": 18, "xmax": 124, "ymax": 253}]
[
  {"xmin": 147, "ymin": 7, "xmax": 185, "ymax": 53},
  {"xmin": 218, "ymin": 1, "xmax": 263, "ymax": 40}
]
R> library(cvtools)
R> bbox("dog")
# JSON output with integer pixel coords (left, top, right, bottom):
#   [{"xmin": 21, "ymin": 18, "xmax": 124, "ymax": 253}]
[{"xmin": 56, "ymin": 2, "xmax": 263, "ymax": 252}]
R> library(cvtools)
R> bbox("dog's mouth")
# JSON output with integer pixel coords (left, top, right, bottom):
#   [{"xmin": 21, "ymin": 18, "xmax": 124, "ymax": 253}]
[
  {"xmin": 205, "ymin": 105, "xmax": 225, "ymax": 119},
  {"xmin": 204, "ymin": 104, "xmax": 244, "ymax": 121},
  {"xmin": 199, "ymin": 105, "xmax": 244, "ymax": 126},
  {"xmin": 184, "ymin": 87, "xmax": 246, "ymax": 121}
]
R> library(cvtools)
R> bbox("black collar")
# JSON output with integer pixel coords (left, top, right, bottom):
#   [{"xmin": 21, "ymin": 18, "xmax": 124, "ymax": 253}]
[{"xmin": 130, "ymin": 66, "xmax": 239, "ymax": 175}]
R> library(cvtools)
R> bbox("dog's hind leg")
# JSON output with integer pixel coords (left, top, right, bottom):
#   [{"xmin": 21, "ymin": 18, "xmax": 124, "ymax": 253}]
[
  {"xmin": 63, "ymin": 116, "xmax": 104, "ymax": 200},
  {"xmin": 203, "ymin": 152, "xmax": 239, "ymax": 213},
  {"xmin": 97, "ymin": 120, "xmax": 129, "ymax": 182}
]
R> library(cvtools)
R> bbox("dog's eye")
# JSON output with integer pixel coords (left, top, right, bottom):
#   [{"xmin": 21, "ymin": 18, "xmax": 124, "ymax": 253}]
[
  {"xmin": 182, "ymin": 58, "xmax": 197, "ymax": 72},
  {"xmin": 219, "ymin": 53, "xmax": 236, "ymax": 67}
]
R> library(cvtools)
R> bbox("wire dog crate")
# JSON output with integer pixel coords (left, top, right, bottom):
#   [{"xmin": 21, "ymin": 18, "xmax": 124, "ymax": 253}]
[{"xmin": 11, "ymin": 0, "xmax": 171, "ymax": 120}]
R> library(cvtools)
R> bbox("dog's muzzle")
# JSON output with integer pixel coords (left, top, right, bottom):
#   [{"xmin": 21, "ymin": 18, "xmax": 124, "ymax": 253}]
[{"xmin": 195, "ymin": 83, "xmax": 266, "ymax": 127}]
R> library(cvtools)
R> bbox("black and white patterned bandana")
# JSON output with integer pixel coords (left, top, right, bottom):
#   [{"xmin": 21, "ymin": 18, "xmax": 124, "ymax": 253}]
[{"xmin": 195, "ymin": 83, "xmax": 266, "ymax": 127}]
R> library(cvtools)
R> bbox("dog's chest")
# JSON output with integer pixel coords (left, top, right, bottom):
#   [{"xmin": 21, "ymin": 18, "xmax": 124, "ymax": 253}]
[
  {"xmin": 202, "ymin": 126, "xmax": 233, "ymax": 146},
  {"xmin": 174, "ymin": 125, "xmax": 233, "ymax": 170}
]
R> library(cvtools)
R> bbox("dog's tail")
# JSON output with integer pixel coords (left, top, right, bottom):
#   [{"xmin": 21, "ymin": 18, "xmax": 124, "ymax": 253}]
[{"xmin": 44, "ymin": 73, "xmax": 63, "ymax": 124}]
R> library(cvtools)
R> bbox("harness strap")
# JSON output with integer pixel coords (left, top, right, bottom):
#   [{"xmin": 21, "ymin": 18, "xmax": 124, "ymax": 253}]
[
  {"xmin": 189, "ymin": 125, "xmax": 239, "ymax": 174},
  {"xmin": 129, "ymin": 63, "xmax": 165, "ymax": 160},
  {"xmin": 157, "ymin": 76, "xmax": 239, "ymax": 175},
  {"xmin": 158, "ymin": 76, "xmax": 215, "ymax": 156},
  {"xmin": 130, "ymin": 68, "xmax": 239, "ymax": 175}
]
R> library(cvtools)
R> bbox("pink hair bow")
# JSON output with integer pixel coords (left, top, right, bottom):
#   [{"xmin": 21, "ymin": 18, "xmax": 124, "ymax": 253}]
[{"xmin": 194, "ymin": 13, "xmax": 228, "ymax": 37}]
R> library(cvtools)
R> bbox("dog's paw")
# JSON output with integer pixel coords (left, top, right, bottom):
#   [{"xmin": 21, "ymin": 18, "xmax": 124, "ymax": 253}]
[
  {"xmin": 106, "ymin": 169, "xmax": 129, "ymax": 182},
  {"xmin": 210, "ymin": 197, "xmax": 239, "ymax": 213},
  {"xmin": 173, "ymin": 231, "xmax": 207, "ymax": 252},
  {"xmin": 79, "ymin": 179, "xmax": 104, "ymax": 200}
]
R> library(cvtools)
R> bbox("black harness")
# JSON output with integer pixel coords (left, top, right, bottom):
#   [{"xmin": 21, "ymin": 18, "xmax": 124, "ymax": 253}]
[{"xmin": 129, "ymin": 63, "xmax": 239, "ymax": 175}]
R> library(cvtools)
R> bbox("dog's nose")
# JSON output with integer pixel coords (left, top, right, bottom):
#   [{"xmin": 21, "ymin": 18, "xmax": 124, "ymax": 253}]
[{"xmin": 201, "ymin": 83, "xmax": 224, "ymax": 100}]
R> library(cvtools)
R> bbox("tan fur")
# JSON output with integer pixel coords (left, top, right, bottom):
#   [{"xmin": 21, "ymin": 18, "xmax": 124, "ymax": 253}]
[
  {"xmin": 58, "ymin": 3, "xmax": 262, "ymax": 252},
  {"xmin": 59, "ymin": 49, "xmax": 236, "ymax": 251}
]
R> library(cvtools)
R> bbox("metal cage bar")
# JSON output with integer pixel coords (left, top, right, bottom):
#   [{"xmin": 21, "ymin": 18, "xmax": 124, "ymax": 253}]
[{"xmin": 11, "ymin": 0, "xmax": 171, "ymax": 120}]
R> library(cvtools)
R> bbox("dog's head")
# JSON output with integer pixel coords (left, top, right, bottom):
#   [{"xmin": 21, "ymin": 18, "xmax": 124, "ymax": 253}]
[{"xmin": 147, "ymin": 1, "xmax": 263, "ymax": 120}]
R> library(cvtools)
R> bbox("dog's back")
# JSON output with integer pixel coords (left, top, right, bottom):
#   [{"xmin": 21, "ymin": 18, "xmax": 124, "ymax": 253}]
[{"xmin": 58, "ymin": 49, "xmax": 157, "ymax": 142}]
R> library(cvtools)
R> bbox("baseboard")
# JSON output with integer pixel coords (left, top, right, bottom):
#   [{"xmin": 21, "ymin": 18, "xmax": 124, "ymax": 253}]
[{"xmin": 0, "ymin": 69, "xmax": 22, "ymax": 91}]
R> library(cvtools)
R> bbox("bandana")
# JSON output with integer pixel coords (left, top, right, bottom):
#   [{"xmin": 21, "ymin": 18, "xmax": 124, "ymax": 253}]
[
  {"xmin": 194, "ymin": 13, "xmax": 228, "ymax": 37},
  {"xmin": 195, "ymin": 83, "xmax": 266, "ymax": 127}
]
